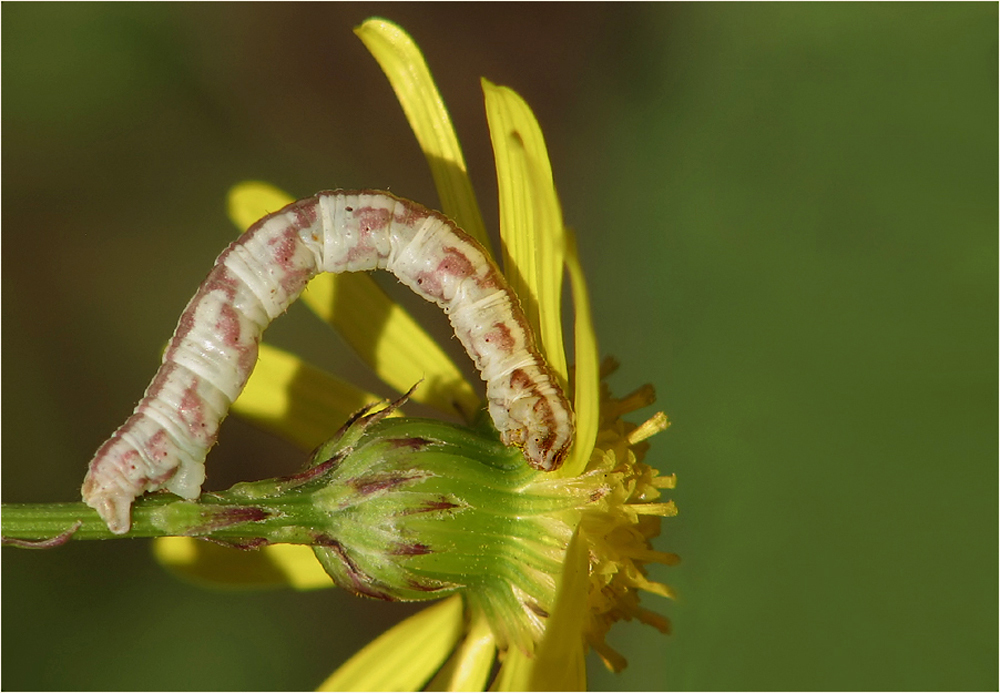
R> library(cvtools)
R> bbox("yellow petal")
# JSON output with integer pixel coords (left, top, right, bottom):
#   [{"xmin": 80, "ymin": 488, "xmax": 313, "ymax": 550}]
[
  {"xmin": 227, "ymin": 180, "xmax": 296, "ymax": 230},
  {"xmin": 490, "ymin": 648, "xmax": 532, "ymax": 692},
  {"xmin": 559, "ymin": 229, "xmax": 600, "ymax": 478},
  {"xmin": 318, "ymin": 596, "xmax": 465, "ymax": 692},
  {"xmin": 301, "ymin": 273, "xmax": 481, "ymax": 422},
  {"xmin": 355, "ymin": 18, "xmax": 491, "ymax": 252},
  {"xmin": 233, "ymin": 342, "xmax": 388, "ymax": 451},
  {"xmin": 482, "ymin": 79, "xmax": 568, "ymax": 388},
  {"xmin": 425, "ymin": 607, "xmax": 496, "ymax": 691},
  {"xmin": 528, "ymin": 529, "xmax": 588, "ymax": 691},
  {"xmin": 153, "ymin": 537, "xmax": 333, "ymax": 590},
  {"xmin": 490, "ymin": 647, "xmax": 534, "ymax": 691},
  {"xmin": 226, "ymin": 182, "xmax": 481, "ymax": 423}
]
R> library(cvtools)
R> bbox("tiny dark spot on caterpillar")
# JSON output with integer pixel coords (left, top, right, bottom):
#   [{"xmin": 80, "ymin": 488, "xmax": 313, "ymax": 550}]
[{"xmin": 345, "ymin": 206, "xmax": 353, "ymax": 212}]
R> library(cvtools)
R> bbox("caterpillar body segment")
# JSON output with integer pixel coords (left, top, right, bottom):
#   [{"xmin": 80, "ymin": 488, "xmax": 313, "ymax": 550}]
[{"xmin": 82, "ymin": 190, "xmax": 574, "ymax": 534}]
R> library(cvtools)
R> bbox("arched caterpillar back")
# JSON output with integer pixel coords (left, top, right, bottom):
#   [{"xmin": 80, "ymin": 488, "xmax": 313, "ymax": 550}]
[{"xmin": 81, "ymin": 190, "xmax": 574, "ymax": 534}]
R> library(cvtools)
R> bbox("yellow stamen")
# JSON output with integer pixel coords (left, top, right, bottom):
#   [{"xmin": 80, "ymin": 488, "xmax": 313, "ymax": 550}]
[{"xmin": 627, "ymin": 412, "xmax": 670, "ymax": 444}]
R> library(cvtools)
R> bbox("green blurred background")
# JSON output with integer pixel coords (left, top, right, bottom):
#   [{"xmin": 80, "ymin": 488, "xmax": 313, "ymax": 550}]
[{"xmin": 3, "ymin": 4, "xmax": 995, "ymax": 690}]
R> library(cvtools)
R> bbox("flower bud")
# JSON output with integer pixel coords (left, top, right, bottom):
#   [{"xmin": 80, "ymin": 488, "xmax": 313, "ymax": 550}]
[{"xmin": 300, "ymin": 399, "xmax": 594, "ymax": 652}]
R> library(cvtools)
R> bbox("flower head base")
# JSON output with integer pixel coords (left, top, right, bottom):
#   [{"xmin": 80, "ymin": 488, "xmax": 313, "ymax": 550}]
[
  {"xmin": 297, "ymin": 370, "xmax": 678, "ymax": 671},
  {"xmin": 301, "ymin": 392, "xmax": 593, "ymax": 654}
]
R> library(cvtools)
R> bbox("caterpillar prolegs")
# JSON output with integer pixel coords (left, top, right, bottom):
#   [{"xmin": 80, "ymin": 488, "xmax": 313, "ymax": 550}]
[{"xmin": 81, "ymin": 190, "xmax": 575, "ymax": 534}]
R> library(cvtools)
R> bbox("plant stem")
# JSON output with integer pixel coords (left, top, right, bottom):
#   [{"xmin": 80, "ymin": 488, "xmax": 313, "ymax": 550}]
[
  {"xmin": 1, "ymin": 491, "xmax": 317, "ymax": 547},
  {"xmin": 3, "ymin": 501, "xmax": 116, "ymax": 543}
]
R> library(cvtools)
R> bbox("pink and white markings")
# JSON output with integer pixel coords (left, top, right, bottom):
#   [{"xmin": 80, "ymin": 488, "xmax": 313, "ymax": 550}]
[{"xmin": 82, "ymin": 190, "xmax": 575, "ymax": 534}]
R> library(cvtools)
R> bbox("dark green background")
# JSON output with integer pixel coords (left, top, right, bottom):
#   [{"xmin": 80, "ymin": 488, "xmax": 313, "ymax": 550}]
[{"xmin": 3, "ymin": 4, "xmax": 995, "ymax": 690}]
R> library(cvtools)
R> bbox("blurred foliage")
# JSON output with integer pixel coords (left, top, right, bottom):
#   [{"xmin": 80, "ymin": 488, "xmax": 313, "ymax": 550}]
[{"xmin": 3, "ymin": 4, "xmax": 996, "ymax": 690}]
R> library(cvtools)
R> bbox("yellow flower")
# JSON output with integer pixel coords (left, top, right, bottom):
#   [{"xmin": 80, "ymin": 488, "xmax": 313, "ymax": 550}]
[{"xmin": 154, "ymin": 18, "xmax": 677, "ymax": 691}]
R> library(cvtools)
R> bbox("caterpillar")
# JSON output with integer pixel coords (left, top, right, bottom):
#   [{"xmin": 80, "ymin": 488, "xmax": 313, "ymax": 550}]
[{"xmin": 81, "ymin": 190, "xmax": 574, "ymax": 534}]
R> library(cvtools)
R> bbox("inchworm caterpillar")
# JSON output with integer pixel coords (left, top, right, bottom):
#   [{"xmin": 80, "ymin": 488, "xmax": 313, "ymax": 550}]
[{"xmin": 81, "ymin": 190, "xmax": 574, "ymax": 534}]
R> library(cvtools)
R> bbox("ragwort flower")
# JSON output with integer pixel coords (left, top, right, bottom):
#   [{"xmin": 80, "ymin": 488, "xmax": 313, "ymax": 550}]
[{"xmin": 154, "ymin": 18, "xmax": 678, "ymax": 691}]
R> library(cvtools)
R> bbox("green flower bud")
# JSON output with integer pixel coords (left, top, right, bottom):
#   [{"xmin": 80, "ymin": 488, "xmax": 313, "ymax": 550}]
[{"xmin": 290, "ymin": 398, "xmax": 591, "ymax": 652}]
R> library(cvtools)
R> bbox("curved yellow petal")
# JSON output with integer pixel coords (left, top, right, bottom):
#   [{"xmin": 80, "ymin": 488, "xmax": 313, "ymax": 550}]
[
  {"xmin": 426, "ymin": 607, "xmax": 496, "ymax": 691},
  {"xmin": 355, "ymin": 18, "xmax": 490, "ymax": 252},
  {"xmin": 560, "ymin": 229, "xmax": 600, "ymax": 478},
  {"xmin": 301, "ymin": 273, "xmax": 481, "ymax": 422},
  {"xmin": 233, "ymin": 342, "xmax": 388, "ymax": 451},
  {"xmin": 482, "ymin": 80, "xmax": 568, "ymax": 388},
  {"xmin": 529, "ymin": 529, "xmax": 589, "ymax": 691},
  {"xmin": 318, "ymin": 596, "xmax": 465, "ymax": 692},
  {"xmin": 227, "ymin": 180, "xmax": 296, "ymax": 230},
  {"xmin": 490, "ymin": 648, "xmax": 532, "ymax": 692},
  {"xmin": 226, "ymin": 182, "xmax": 481, "ymax": 423},
  {"xmin": 153, "ymin": 537, "xmax": 334, "ymax": 590}
]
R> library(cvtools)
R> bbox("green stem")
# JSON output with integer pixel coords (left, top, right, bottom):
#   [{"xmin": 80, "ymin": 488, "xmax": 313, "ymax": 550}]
[
  {"xmin": 2, "ymin": 490, "xmax": 319, "ymax": 547},
  {"xmin": 2, "ymin": 445, "xmax": 356, "ymax": 549},
  {"xmin": 3, "ymin": 501, "xmax": 116, "ymax": 543}
]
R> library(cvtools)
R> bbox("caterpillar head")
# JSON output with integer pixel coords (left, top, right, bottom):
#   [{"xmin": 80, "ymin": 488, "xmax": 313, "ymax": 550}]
[
  {"xmin": 498, "ymin": 397, "xmax": 575, "ymax": 472},
  {"xmin": 524, "ymin": 423, "xmax": 574, "ymax": 471}
]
